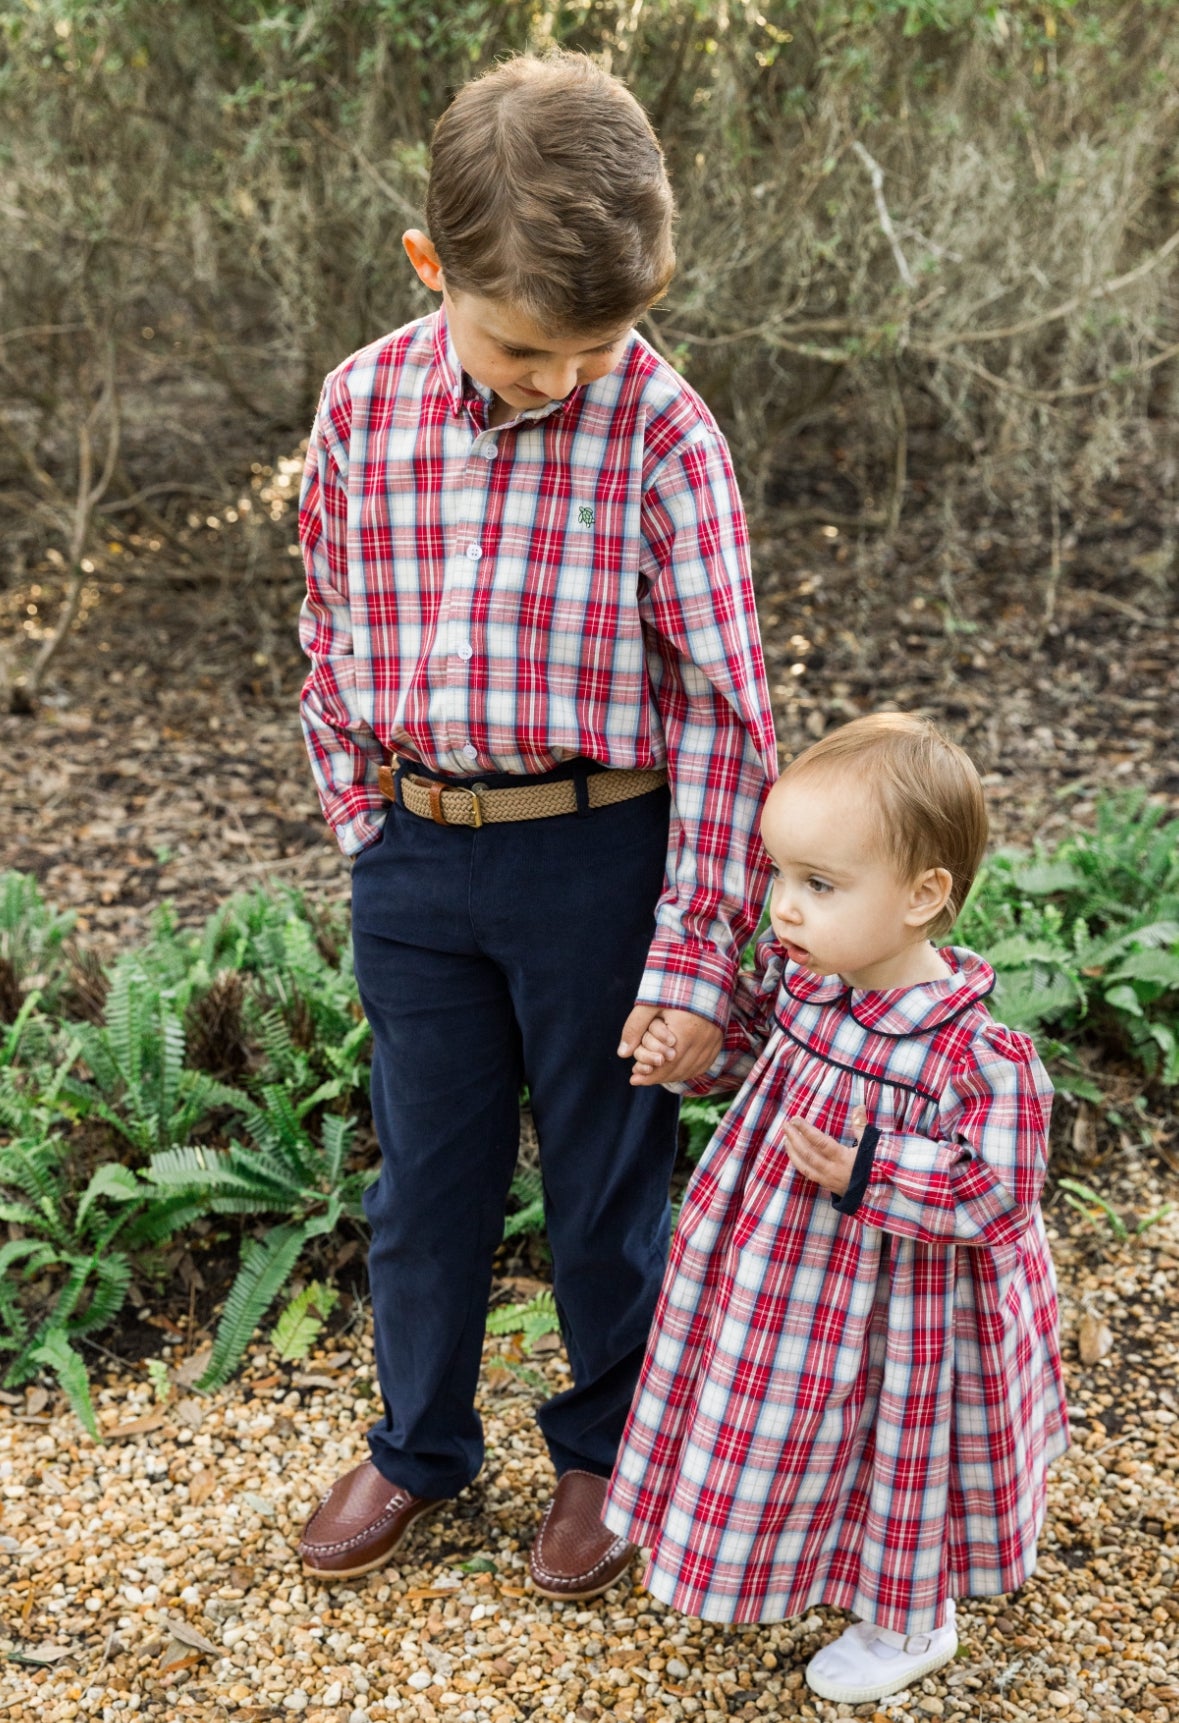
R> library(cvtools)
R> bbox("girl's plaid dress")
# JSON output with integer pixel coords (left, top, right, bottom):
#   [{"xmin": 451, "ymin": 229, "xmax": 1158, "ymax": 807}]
[{"xmin": 603, "ymin": 945, "xmax": 1069, "ymax": 1633}]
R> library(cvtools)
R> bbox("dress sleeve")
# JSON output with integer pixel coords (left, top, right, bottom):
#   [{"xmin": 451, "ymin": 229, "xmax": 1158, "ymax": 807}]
[
  {"xmin": 297, "ymin": 389, "xmax": 387, "ymax": 857},
  {"xmin": 835, "ymin": 1028, "xmax": 1054, "ymax": 1254},
  {"xmin": 634, "ymin": 430, "xmax": 778, "ymax": 1028}
]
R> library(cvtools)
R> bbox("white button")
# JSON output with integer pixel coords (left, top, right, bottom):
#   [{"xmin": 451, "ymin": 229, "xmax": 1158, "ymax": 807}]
[
  {"xmin": 457, "ymin": 641, "xmax": 474, "ymax": 661},
  {"xmin": 480, "ymin": 443, "xmax": 498, "ymax": 460},
  {"xmin": 466, "ymin": 543, "xmax": 483, "ymax": 560},
  {"xmin": 462, "ymin": 743, "xmax": 478, "ymax": 762}
]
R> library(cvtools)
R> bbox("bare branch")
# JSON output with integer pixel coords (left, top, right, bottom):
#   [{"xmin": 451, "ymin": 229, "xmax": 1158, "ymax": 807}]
[{"xmin": 852, "ymin": 141, "xmax": 915, "ymax": 292}]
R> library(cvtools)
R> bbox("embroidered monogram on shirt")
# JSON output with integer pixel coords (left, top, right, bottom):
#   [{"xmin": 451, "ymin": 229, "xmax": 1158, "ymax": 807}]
[{"xmin": 577, "ymin": 504, "xmax": 595, "ymax": 527}]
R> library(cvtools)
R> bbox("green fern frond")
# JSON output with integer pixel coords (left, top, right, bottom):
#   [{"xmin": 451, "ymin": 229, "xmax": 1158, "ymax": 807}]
[
  {"xmin": 68, "ymin": 1255, "xmax": 132, "ymax": 1337},
  {"xmin": 31, "ymin": 1329, "xmax": 99, "ymax": 1440},
  {"xmin": 271, "ymin": 1280, "xmax": 339, "ymax": 1362},
  {"xmin": 486, "ymin": 1290, "xmax": 560, "ymax": 1352},
  {"xmin": 197, "ymin": 1221, "xmax": 314, "ymax": 1391}
]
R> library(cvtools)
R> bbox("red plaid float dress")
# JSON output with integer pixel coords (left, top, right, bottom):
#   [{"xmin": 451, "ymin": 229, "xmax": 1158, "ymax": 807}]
[{"xmin": 603, "ymin": 945, "xmax": 1069, "ymax": 1632}]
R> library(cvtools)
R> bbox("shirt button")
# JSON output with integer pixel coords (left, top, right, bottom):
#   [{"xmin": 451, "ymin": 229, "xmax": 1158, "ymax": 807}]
[
  {"xmin": 466, "ymin": 543, "xmax": 483, "ymax": 560},
  {"xmin": 457, "ymin": 641, "xmax": 474, "ymax": 661},
  {"xmin": 462, "ymin": 743, "xmax": 478, "ymax": 762},
  {"xmin": 480, "ymin": 443, "xmax": 498, "ymax": 460}
]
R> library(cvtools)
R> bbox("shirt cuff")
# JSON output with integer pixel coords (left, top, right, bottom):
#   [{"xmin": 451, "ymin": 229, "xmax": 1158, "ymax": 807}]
[
  {"xmin": 635, "ymin": 938, "xmax": 737, "ymax": 1030},
  {"xmin": 329, "ymin": 804, "xmax": 389, "ymax": 857}
]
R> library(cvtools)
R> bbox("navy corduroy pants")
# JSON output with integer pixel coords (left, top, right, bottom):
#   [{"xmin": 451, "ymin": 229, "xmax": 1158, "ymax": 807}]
[{"xmin": 350, "ymin": 760, "xmax": 680, "ymax": 1501}]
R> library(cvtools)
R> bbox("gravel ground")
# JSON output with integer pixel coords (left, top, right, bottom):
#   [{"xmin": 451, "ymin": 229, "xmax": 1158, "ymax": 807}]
[{"xmin": 2, "ymin": 1192, "xmax": 1177, "ymax": 1723}]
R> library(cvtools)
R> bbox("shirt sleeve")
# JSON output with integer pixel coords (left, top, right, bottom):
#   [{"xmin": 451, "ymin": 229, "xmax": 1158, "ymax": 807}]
[
  {"xmin": 297, "ymin": 387, "xmax": 388, "ymax": 857},
  {"xmin": 839, "ymin": 1029, "xmax": 1054, "ymax": 1255},
  {"xmin": 635, "ymin": 429, "xmax": 778, "ymax": 1026}
]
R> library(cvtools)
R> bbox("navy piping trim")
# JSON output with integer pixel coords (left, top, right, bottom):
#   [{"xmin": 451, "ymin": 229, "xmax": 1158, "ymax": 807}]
[{"xmin": 776, "ymin": 1025, "xmax": 942, "ymax": 1106}]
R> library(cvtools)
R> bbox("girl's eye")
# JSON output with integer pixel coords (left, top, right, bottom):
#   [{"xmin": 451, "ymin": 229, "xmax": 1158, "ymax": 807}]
[
  {"xmin": 502, "ymin": 346, "xmax": 532, "ymax": 359},
  {"xmin": 807, "ymin": 877, "xmax": 834, "ymax": 894}
]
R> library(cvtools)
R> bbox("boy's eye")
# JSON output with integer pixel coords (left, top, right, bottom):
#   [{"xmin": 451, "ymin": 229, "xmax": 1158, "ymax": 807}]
[
  {"xmin": 807, "ymin": 876, "xmax": 834, "ymax": 894},
  {"xmin": 502, "ymin": 346, "xmax": 532, "ymax": 359}
]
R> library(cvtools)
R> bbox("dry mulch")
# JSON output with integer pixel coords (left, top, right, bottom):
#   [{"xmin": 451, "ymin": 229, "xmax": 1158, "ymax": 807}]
[{"xmin": 1, "ymin": 459, "xmax": 1178, "ymax": 1719}]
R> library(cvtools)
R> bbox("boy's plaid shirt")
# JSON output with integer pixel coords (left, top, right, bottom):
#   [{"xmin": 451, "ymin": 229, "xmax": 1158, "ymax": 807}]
[{"xmin": 298, "ymin": 312, "xmax": 777, "ymax": 1025}]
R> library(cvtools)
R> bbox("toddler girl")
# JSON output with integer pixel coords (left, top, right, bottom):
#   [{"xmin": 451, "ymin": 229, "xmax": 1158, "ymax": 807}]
[{"xmin": 603, "ymin": 713, "xmax": 1068, "ymax": 1704}]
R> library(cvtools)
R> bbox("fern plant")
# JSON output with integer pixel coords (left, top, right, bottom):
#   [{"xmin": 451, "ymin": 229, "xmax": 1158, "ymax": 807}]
[
  {"xmin": 0, "ymin": 1127, "xmax": 197, "ymax": 1434},
  {"xmin": 66, "ymin": 960, "xmax": 245, "ymax": 1153},
  {"xmin": 503, "ymin": 1167, "xmax": 546, "ymax": 1243},
  {"xmin": 148, "ymin": 1097, "xmax": 375, "ymax": 1389},
  {"xmin": 195, "ymin": 888, "xmax": 371, "ymax": 1106},
  {"xmin": 0, "ymin": 871, "xmax": 74, "ymax": 1004}
]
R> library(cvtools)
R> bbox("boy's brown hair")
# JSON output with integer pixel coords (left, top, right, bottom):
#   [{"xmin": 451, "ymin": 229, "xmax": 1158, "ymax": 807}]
[
  {"xmin": 425, "ymin": 52, "xmax": 675, "ymax": 333},
  {"xmin": 782, "ymin": 713, "xmax": 990, "ymax": 938}
]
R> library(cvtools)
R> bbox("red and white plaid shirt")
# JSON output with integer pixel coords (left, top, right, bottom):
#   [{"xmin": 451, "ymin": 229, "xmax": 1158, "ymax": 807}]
[{"xmin": 298, "ymin": 311, "xmax": 777, "ymax": 1023}]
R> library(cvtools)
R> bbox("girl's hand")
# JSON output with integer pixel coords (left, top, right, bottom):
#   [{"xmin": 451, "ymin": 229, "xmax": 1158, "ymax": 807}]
[
  {"xmin": 782, "ymin": 1106, "xmax": 868, "ymax": 1197},
  {"xmin": 619, "ymin": 1006, "xmax": 723, "ymax": 1087},
  {"xmin": 630, "ymin": 1017, "xmax": 679, "ymax": 1076}
]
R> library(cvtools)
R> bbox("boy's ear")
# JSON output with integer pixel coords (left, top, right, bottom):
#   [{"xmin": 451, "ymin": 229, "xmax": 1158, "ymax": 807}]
[
  {"xmin": 904, "ymin": 866, "xmax": 953, "ymax": 930},
  {"xmin": 403, "ymin": 229, "xmax": 444, "ymax": 293}
]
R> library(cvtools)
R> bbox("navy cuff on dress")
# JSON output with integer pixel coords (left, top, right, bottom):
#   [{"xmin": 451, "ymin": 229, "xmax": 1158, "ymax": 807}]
[{"xmin": 831, "ymin": 1125, "xmax": 881, "ymax": 1216}]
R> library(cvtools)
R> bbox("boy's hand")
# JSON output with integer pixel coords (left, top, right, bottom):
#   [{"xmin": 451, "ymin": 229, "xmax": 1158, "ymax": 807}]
[
  {"xmin": 781, "ymin": 1106, "xmax": 868, "ymax": 1197},
  {"xmin": 618, "ymin": 1006, "xmax": 722, "ymax": 1087}
]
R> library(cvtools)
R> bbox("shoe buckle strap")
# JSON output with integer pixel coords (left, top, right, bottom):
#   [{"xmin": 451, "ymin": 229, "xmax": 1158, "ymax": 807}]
[{"xmin": 903, "ymin": 1631, "xmax": 933, "ymax": 1655}]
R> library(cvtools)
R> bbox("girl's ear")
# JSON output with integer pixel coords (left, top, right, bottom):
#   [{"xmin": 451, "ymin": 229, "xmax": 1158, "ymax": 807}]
[
  {"xmin": 904, "ymin": 866, "xmax": 953, "ymax": 930},
  {"xmin": 403, "ymin": 229, "xmax": 445, "ymax": 293}
]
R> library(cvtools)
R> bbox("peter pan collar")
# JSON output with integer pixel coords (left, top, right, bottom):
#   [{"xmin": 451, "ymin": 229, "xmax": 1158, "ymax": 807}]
[{"xmin": 781, "ymin": 945, "xmax": 996, "ymax": 1037}]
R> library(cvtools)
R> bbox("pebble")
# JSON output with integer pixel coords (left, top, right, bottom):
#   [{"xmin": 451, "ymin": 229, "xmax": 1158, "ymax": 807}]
[{"xmin": 0, "ymin": 1198, "xmax": 1176, "ymax": 1723}]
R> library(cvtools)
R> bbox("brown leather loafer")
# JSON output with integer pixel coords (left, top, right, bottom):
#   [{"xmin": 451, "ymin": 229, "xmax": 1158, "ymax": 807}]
[
  {"xmin": 299, "ymin": 1460, "xmax": 443, "ymax": 1579},
  {"xmin": 529, "ymin": 1469, "xmax": 636, "ymax": 1601}
]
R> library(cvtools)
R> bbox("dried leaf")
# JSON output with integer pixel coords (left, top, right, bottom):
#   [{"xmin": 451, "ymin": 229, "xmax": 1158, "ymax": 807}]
[
  {"xmin": 174, "ymin": 1397, "xmax": 205, "ymax": 1431},
  {"xmin": 159, "ymin": 1645, "xmax": 202, "ymax": 1673},
  {"xmin": 188, "ymin": 1468, "xmax": 217, "ymax": 1506},
  {"xmin": 1079, "ymin": 1313, "xmax": 1114, "ymax": 1365},
  {"xmin": 154, "ymin": 1614, "xmax": 219, "ymax": 1655},
  {"xmin": 107, "ymin": 1411, "xmax": 167, "ymax": 1439},
  {"xmin": 6, "ymin": 1642, "xmax": 75, "ymax": 1666},
  {"xmin": 1071, "ymin": 1103, "xmax": 1098, "ymax": 1159},
  {"xmin": 172, "ymin": 1346, "xmax": 212, "ymax": 1388},
  {"xmin": 24, "ymin": 1387, "xmax": 49, "ymax": 1416}
]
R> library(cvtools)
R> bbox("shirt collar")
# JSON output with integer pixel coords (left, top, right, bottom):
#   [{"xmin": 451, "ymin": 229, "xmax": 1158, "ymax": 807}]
[{"xmin": 781, "ymin": 945, "xmax": 996, "ymax": 1037}]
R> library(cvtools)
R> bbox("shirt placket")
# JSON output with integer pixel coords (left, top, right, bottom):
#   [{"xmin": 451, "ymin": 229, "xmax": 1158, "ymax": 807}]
[{"xmin": 435, "ymin": 409, "xmax": 501, "ymax": 772}]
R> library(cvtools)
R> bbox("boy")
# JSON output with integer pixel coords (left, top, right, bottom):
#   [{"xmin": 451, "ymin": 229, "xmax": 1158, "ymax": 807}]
[{"xmin": 295, "ymin": 51, "xmax": 776, "ymax": 1600}]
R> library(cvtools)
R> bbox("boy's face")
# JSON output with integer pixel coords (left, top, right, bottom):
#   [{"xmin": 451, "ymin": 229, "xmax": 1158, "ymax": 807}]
[
  {"xmin": 404, "ymin": 230, "xmax": 631, "ymax": 417},
  {"xmin": 760, "ymin": 773, "xmax": 951, "ymax": 992}
]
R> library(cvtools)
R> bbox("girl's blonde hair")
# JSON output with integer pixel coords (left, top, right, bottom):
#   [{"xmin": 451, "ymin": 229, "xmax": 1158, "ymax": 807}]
[{"xmin": 781, "ymin": 713, "xmax": 989, "ymax": 938}]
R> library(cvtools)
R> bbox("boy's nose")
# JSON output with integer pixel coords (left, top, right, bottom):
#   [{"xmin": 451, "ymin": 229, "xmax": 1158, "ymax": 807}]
[{"xmin": 534, "ymin": 359, "xmax": 580, "ymax": 399}]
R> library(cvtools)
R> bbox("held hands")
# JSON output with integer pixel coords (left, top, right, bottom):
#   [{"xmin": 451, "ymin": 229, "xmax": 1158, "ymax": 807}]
[
  {"xmin": 618, "ymin": 1006, "xmax": 723, "ymax": 1088},
  {"xmin": 781, "ymin": 1105, "xmax": 869, "ymax": 1198}
]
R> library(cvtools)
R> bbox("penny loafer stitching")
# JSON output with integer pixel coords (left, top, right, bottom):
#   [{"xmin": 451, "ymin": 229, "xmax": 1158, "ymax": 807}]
[
  {"xmin": 531, "ymin": 1524, "xmax": 633, "ymax": 1589},
  {"xmin": 301, "ymin": 1493, "xmax": 428, "ymax": 1559}
]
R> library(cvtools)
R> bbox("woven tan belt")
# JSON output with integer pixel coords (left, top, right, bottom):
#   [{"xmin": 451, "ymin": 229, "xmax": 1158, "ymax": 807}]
[{"xmin": 379, "ymin": 763, "xmax": 667, "ymax": 828}]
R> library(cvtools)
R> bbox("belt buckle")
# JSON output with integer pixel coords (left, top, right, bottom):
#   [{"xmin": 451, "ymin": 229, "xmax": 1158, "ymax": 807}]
[{"xmin": 425, "ymin": 778, "xmax": 484, "ymax": 828}]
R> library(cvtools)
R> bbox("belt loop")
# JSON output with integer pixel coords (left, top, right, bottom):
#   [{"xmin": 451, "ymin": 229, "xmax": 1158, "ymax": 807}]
[
  {"xmin": 573, "ymin": 764, "xmax": 591, "ymax": 817},
  {"xmin": 428, "ymin": 781, "xmax": 448, "ymax": 826}
]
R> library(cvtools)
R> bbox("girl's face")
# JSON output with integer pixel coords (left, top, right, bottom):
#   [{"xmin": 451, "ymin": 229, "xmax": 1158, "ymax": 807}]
[{"xmin": 760, "ymin": 773, "xmax": 952, "ymax": 992}]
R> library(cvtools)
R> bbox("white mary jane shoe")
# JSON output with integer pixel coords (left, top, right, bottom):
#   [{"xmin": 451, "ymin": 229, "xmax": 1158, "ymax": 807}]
[{"xmin": 804, "ymin": 1598, "xmax": 958, "ymax": 1703}]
